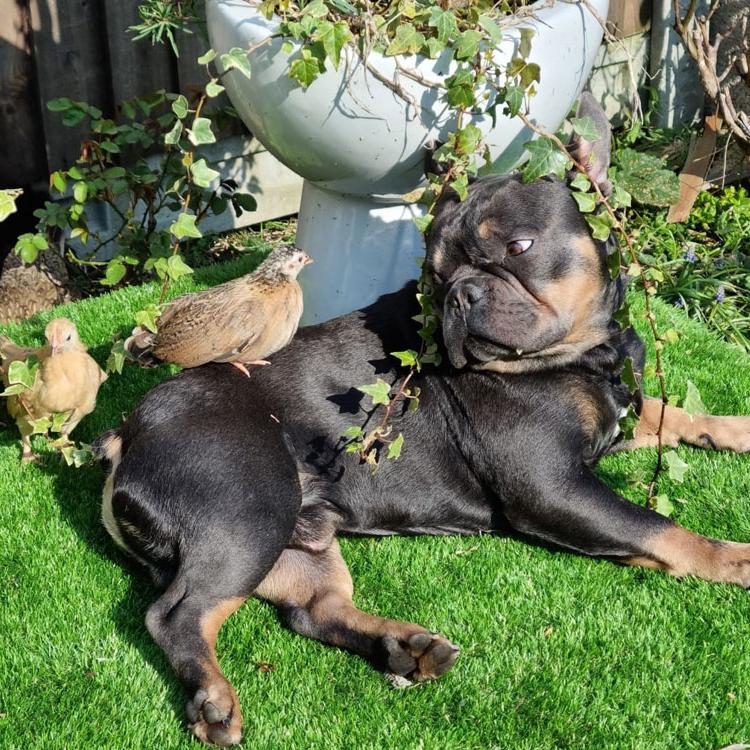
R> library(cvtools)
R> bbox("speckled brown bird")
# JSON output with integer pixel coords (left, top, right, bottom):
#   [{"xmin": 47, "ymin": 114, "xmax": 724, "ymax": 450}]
[
  {"xmin": 1, "ymin": 318, "xmax": 108, "ymax": 461},
  {"xmin": 125, "ymin": 246, "xmax": 312, "ymax": 375}
]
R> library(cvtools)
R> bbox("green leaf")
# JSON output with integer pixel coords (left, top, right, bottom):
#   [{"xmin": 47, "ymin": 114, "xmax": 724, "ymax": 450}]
[
  {"xmin": 191, "ymin": 158, "xmax": 220, "ymax": 188},
  {"xmin": 188, "ymin": 117, "xmax": 216, "ymax": 146},
  {"xmin": 73, "ymin": 181, "xmax": 88, "ymax": 204},
  {"xmin": 445, "ymin": 68, "xmax": 475, "ymax": 108},
  {"xmin": 428, "ymin": 8, "xmax": 457, "ymax": 43},
  {"xmin": 357, "ymin": 379, "xmax": 391, "ymax": 406},
  {"xmin": 171, "ymin": 94, "xmax": 189, "ymax": 120},
  {"xmin": 289, "ymin": 48, "xmax": 323, "ymax": 88},
  {"xmin": 478, "ymin": 14, "xmax": 503, "ymax": 46},
  {"xmin": 7, "ymin": 359, "xmax": 38, "ymax": 390},
  {"xmin": 134, "ymin": 304, "xmax": 162, "ymax": 334},
  {"xmin": 585, "ymin": 211, "xmax": 615, "ymax": 242},
  {"xmin": 166, "ymin": 254, "xmax": 194, "ymax": 280},
  {"xmin": 653, "ymin": 494, "xmax": 674, "ymax": 517},
  {"xmin": 197, "ymin": 49, "xmax": 217, "ymax": 64},
  {"xmin": 206, "ymin": 79, "xmax": 225, "ymax": 98},
  {"xmin": 613, "ymin": 148, "xmax": 680, "ymax": 207},
  {"xmin": 313, "ymin": 20, "xmax": 352, "ymax": 69},
  {"xmin": 391, "ymin": 350, "xmax": 418, "ymax": 368},
  {"xmin": 102, "ymin": 260, "xmax": 127, "ymax": 286},
  {"xmin": 518, "ymin": 27, "xmax": 535, "ymax": 59},
  {"xmin": 664, "ymin": 450, "xmax": 690, "ymax": 483},
  {"xmin": 507, "ymin": 57, "xmax": 540, "ymax": 89},
  {"xmin": 522, "ymin": 138, "xmax": 571, "ymax": 182},
  {"xmin": 14, "ymin": 233, "xmax": 47, "ymax": 264},
  {"xmin": 503, "ymin": 84, "xmax": 524, "ymax": 117},
  {"xmin": 0, "ymin": 383, "xmax": 28, "ymax": 397},
  {"xmin": 170, "ymin": 213, "xmax": 203, "ymax": 240},
  {"xmin": 620, "ymin": 356, "xmax": 638, "ymax": 394},
  {"xmin": 569, "ymin": 172, "xmax": 591, "ymax": 192},
  {"xmin": 413, "ymin": 214, "xmax": 433, "ymax": 233},
  {"xmin": 450, "ymin": 173, "xmax": 469, "ymax": 201},
  {"xmin": 455, "ymin": 29, "xmax": 481, "ymax": 60},
  {"xmin": 301, "ymin": 0, "xmax": 328, "ymax": 17},
  {"xmin": 47, "ymin": 97, "xmax": 73, "ymax": 112},
  {"xmin": 570, "ymin": 115, "xmax": 600, "ymax": 143},
  {"xmin": 385, "ymin": 24, "xmax": 426, "ymax": 56},
  {"xmin": 281, "ymin": 41, "xmax": 295, "ymax": 55},
  {"xmin": 220, "ymin": 47, "xmax": 253, "ymax": 79},
  {"xmin": 683, "ymin": 380, "xmax": 707, "ymax": 417},
  {"xmin": 29, "ymin": 416, "xmax": 52, "ymax": 435},
  {"xmin": 106, "ymin": 340, "xmax": 127, "ymax": 375},
  {"xmin": 611, "ymin": 184, "xmax": 632, "ymax": 209},
  {"xmin": 571, "ymin": 191, "xmax": 597, "ymax": 213},
  {"xmin": 0, "ymin": 188, "xmax": 21, "ymax": 222},
  {"xmin": 341, "ymin": 425, "xmax": 364, "ymax": 440},
  {"xmin": 456, "ymin": 123, "xmax": 482, "ymax": 156},
  {"xmin": 387, "ymin": 433, "xmax": 404, "ymax": 460},
  {"xmin": 50, "ymin": 410, "xmax": 72, "ymax": 433},
  {"xmin": 164, "ymin": 120, "xmax": 183, "ymax": 146}
]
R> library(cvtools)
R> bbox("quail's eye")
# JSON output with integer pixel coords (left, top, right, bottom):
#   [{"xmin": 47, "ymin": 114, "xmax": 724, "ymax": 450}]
[
  {"xmin": 507, "ymin": 239, "xmax": 533, "ymax": 256},
  {"xmin": 66, "ymin": 334, "xmax": 72, "ymax": 341}
]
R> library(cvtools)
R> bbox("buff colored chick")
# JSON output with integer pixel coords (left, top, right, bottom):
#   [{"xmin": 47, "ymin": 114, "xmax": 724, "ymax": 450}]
[
  {"xmin": 0, "ymin": 318, "xmax": 107, "ymax": 461},
  {"xmin": 125, "ymin": 245, "xmax": 312, "ymax": 375}
]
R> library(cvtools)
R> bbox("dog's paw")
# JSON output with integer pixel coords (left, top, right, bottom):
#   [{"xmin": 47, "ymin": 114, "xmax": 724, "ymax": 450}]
[
  {"xmin": 701, "ymin": 415, "xmax": 750, "ymax": 453},
  {"xmin": 186, "ymin": 683, "xmax": 242, "ymax": 747},
  {"xmin": 380, "ymin": 631, "xmax": 459, "ymax": 682}
]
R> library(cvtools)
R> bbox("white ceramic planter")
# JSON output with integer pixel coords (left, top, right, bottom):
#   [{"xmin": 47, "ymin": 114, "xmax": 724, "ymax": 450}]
[{"xmin": 207, "ymin": 0, "xmax": 609, "ymax": 323}]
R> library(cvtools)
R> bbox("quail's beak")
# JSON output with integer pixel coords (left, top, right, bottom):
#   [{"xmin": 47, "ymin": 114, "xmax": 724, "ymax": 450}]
[
  {"xmin": 303, "ymin": 255, "xmax": 313, "ymax": 266},
  {"xmin": 51, "ymin": 341, "xmax": 62, "ymax": 355}
]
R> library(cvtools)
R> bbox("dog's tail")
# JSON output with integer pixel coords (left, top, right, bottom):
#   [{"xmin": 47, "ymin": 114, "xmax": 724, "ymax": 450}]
[
  {"xmin": 91, "ymin": 428, "xmax": 123, "ymax": 465},
  {"xmin": 124, "ymin": 326, "xmax": 159, "ymax": 366}
]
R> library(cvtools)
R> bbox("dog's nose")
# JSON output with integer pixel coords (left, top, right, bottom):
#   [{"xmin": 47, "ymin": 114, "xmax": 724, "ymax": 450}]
[{"xmin": 447, "ymin": 282, "xmax": 484, "ymax": 313}]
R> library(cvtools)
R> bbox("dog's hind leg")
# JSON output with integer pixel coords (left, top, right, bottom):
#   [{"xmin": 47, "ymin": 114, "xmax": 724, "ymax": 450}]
[{"xmin": 255, "ymin": 539, "xmax": 459, "ymax": 683}]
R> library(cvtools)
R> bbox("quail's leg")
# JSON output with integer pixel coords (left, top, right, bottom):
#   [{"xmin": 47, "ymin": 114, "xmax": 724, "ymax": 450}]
[{"xmin": 230, "ymin": 362, "xmax": 251, "ymax": 377}]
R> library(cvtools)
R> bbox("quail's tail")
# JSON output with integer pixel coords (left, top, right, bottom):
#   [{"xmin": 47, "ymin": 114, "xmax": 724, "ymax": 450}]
[{"xmin": 124, "ymin": 326, "xmax": 159, "ymax": 366}]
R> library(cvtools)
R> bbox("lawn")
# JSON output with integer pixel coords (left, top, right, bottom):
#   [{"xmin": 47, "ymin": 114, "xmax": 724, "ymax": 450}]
[{"xmin": 1, "ymin": 249, "xmax": 750, "ymax": 750}]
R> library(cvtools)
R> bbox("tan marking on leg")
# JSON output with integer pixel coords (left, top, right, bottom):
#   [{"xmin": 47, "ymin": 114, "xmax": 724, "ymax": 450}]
[
  {"xmin": 256, "ymin": 541, "xmax": 459, "ymax": 681},
  {"xmin": 625, "ymin": 399, "xmax": 750, "ymax": 453},
  {"xmin": 568, "ymin": 380, "xmax": 601, "ymax": 439},
  {"xmin": 100, "ymin": 437, "xmax": 132, "ymax": 554},
  {"xmin": 625, "ymin": 525, "xmax": 750, "ymax": 587}
]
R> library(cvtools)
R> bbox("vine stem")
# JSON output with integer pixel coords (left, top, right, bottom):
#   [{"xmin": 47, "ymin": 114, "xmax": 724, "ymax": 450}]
[{"xmin": 517, "ymin": 111, "xmax": 668, "ymax": 502}]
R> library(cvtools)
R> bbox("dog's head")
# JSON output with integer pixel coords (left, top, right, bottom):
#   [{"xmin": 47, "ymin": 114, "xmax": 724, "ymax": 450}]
[{"xmin": 426, "ymin": 94, "xmax": 622, "ymax": 373}]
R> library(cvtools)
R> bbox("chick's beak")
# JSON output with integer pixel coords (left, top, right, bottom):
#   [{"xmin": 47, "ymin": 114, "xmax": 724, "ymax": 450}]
[{"xmin": 302, "ymin": 254, "xmax": 313, "ymax": 266}]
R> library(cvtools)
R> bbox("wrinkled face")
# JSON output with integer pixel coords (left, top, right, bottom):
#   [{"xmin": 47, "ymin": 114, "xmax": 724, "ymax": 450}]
[
  {"xmin": 45, "ymin": 318, "xmax": 79, "ymax": 355},
  {"xmin": 427, "ymin": 175, "xmax": 619, "ymax": 372}
]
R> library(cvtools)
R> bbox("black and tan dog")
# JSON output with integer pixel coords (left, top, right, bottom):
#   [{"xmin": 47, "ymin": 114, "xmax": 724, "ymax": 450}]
[{"xmin": 95, "ymin": 97, "xmax": 750, "ymax": 746}]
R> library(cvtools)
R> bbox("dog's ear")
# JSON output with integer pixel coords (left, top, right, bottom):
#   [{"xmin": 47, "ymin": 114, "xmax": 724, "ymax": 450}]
[{"xmin": 567, "ymin": 92, "xmax": 612, "ymax": 196}]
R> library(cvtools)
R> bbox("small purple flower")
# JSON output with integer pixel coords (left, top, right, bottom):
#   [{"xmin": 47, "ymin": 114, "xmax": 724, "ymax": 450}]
[
  {"xmin": 684, "ymin": 246, "xmax": 697, "ymax": 263},
  {"xmin": 714, "ymin": 257, "xmax": 725, "ymax": 269},
  {"xmin": 673, "ymin": 297, "xmax": 685, "ymax": 308},
  {"xmin": 715, "ymin": 285, "xmax": 725, "ymax": 303}
]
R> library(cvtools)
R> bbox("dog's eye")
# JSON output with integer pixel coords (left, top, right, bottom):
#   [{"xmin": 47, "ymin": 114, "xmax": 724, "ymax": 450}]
[{"xmin": 507, "ymin": 239, "xmax": 533, "ymax": 257}]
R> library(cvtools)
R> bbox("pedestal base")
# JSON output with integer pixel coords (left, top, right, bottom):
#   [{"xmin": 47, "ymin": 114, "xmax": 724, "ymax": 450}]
[{"xmin": 296, "ymin": 181, "xmax": 426, "ymax": 325}]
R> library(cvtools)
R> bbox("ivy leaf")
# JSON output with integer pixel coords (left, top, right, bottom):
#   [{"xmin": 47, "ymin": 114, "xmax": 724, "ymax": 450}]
[
  {"xmin": 507, "ymin": 57, "xmax": 540, "ymax": 89},
  {"xmin": 450, "ymin": 173, "xmax": 469, "ymax": 201},
  {"xmin": 14, "ymin": 233, "xmax": 47, "ymax": 264},
  {"xmin": 518, "ymin": 27, "xmax": 535, "ymax": 59},
  {"xmin": 7, "ymin": 359, "xmax": 39, "ymax": 390},
  {"xmin": 570, "ymin": 115, "xmax": 600, "ymax": 143},
  {"xmin": 522, "ymin": 138, "xmax": 571, "ymax": 182},
  {"xmin": 664, "ymin": 451, "xmax": 690, "ymax": 483},
  {"xmin": 231, "ymin": 192, "xmax": 258, "ymax": 217},
  {"xmin": 301, "ymin": 0, "xmax": 328, "ymax": 17},
  {"xmin": 289, "ymin": 48, "xmax": 323, "ymax": 88},
  {"xmin": 413, "ymin": 214, "xmax": 433, "ymax": 233},
  {"xmin": 357, "ymin": 379, "xmax": 391, "ymax": 406},
  {"xmin": 220, "ymin": 47, "xmax": 252, "ymax": 79},
  {"xmin": 73, "ymin": 181, "xmax": 88, "ymax": 204},
  {"xmin": 134, "ymin": 304, "xmax": 162, "ymax": 334},
  {"xmin": 478, "ymin": 14, "xmax": 503, "ymax": 46},
  {"xmin": 569, "ymin": 172, "xmax": 591, "ymax": 192},
  {"xmin": 428, "ymin": 7, "xmax": 457, "ymax": 43},
  {"xmin": 188, "ymin": 117, "xmax": 216, "ymax": 146},
  {"xmin": 653, "ymin": 494, "xmax": 674, "ymax": 517},
  {"xmin": 341, "ymin": 425, "xmax": 364, "ymax": 440},
  {"xmin": 455, "ymin": 29, "xmax": 482, "ymax": 60},
  {"xmin": 620, "ymin": 356, "xmax": 638, "ymax": 394},
  {"xmin": 391, "ymin": 349, "xmax": 418, "ymax": 368},
  {"xmin": 387, "ymin": 433, "xmax": 405, "ymax": 460},
  {"xmin": 0, "ymin": 188, "xmax": 21, "ymax": 222},
  {"xmin": 503, "ymin": 84, "xmax": 524, "ymax": 117},
  {"xmin": 456, "ymin": 123, "xmax": 482, "ymax": 156},
  {"xmin": 197, "ymin": 49, "xmax": 217, "ymax": 65},
  {"xmin": 102, "ymin": 259, "xmax": 127, "ymax": 286},
  {"xmin": 313, "ymin": 20, "xmax": 352, "ymax": 69},
  {"xmin": 445, "ymin": 68, "xmax": 475, "ymax": 108},
  {"xmin": 171, "ymin": 94, "xmax": 189, "ymax": 119},
  {"xmin": 0, "ymin": 383, "xmax": 28, "ymax": 397},
  {"xmin": 683, "ymin": 380, "xmax": 707, "ymax": 417},
  {"xmin": 585, "ymin": 211, "xmax": 616, "ymax": 242},
  {"xmin": 164, "ymin": 120, "xmax": 183, "ymax": 146},
  {"xmin": 385, "ymin": 24, "xmax": 426, "ymax": 56},
  {"xmin": 206, "ymin": 79, "xmax": 225, "ymax": 98},
  {"xmin": 613, "ymin": 148, "xmax": 680, "ymax": 207},
  {"xmin": 610, "ymin": 184, "xmax": 632, "ymax": 209},
  {"xmin": 29, "ymin": 416, "xmax": 52, "ymax": 435},
  {"xmin": 50, "ymin": 410, "xmax": 72, "ymax": 433},
  {"xmin": 191, "ymin": 158, "xmax": 220, "ymax": 189},
  {"xmin": 166, "ymin": 254, "xmax": 194, "ymax": 280},
  {"xmin": 571, "ymin": 191, "xmax": 597, "ymax": 213},
  {"xmin": 106, "ymin": 340, "xmax": 127, "ymax": 374},
  {"xmin": 170, "ymin": 213, "xmax": 203, "ymax": 240}
]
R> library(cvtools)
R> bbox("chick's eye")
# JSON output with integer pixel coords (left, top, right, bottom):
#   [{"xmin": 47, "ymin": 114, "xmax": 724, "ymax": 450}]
[
  {"xmin": 66, "ymin": 334, "xmax": 72, "ymax": 341},
  {"xmin": 507, "ymin": 239, "xmax": 533, "ymax": 256}
]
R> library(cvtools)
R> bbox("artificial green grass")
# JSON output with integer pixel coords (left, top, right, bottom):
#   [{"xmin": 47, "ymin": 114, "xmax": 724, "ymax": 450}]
[{"xmin": 1, "ymin": 253, "xmax": 750, "ymax": 750}]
